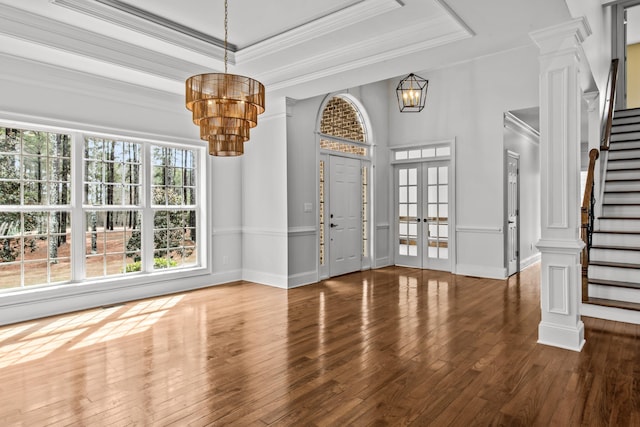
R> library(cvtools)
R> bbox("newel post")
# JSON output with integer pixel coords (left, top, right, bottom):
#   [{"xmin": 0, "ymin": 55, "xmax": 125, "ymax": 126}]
[{"xmin": 530, "ymin": 17, "xmax": 591, "ymax": 351}]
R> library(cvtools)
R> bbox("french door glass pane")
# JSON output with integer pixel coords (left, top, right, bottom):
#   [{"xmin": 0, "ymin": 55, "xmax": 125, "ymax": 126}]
[
  {"xmin": 426, "ymin": 166, "xmax": 448, "ymax": 260},
  {"xmin": 398, "ymin": 167, "xmax": 418, "ymax": 257}
]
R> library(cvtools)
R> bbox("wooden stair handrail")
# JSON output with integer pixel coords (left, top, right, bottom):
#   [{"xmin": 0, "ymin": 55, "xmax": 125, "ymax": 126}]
[
  {"xmin": 581, "ymin": 148, "xmax": 599, "ymax": 302},
  {"xmin": 582, "ymin": 149, "xmax": 599, "ymax": 210},
  {"xmin": 601, "ymin": 58, "xmax": 619, "ymax": 151}
]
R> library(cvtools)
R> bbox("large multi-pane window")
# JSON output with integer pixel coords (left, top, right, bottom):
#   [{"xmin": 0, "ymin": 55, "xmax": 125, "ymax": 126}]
[
  {"xmin": 0, "ymin": 128, "xmax": 72, "ymax": 289},
  {"xmin": 84, "ymin": 137, "xmax": 142, "ymax": 278},
  {"xmin": 0, "ymin": 125, "xmax": 201, "ymax": 292},
  {"xmin": 151, "ymin": 146, "xmax": 197, "ymax": 270}
]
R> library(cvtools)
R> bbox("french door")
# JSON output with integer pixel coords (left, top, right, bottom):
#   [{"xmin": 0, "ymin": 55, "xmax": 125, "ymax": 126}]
[{"xmin": 395, "ymin": 161, "xmax": 451, "ymax": 271}]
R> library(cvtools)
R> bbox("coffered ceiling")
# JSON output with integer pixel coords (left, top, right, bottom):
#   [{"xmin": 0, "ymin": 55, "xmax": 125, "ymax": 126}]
[{"xmin": 0, "ymin": 0, "xmax": 572, "ymax": 99}]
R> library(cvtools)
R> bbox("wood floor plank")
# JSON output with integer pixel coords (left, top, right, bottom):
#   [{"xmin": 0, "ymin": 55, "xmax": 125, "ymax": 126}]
[{"xmin": 1, "ymin": 263, "xmax": 640, "ymax": 425}]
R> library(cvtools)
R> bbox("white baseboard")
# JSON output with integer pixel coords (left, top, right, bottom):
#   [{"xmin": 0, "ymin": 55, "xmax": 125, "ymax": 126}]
[
  {"xmin": 520, "ymin": 253, "xmax": 541, "ymax": 270},
  {"xmin": 537, "ymin": 320, "xmax": 585, "ymax": 352},
  {"xmin": 0, "ymin": 271, "xmax": 237, "ymax": 327},
  {"xmin": 242, "ymin": 269, "xmax": 288, "ymax": 289},
  {"xmin": 375, "ymin": 257, "xmax": 391, "ymax": 268},
  {"xmin": 581, "ymin": 303, "xmax": 640, "ymax": 325},
  {"xmin": 455, "ymin": 264, "xmax": 507, "ymax": 280},
  {"xmin": 288, "ymin": 271, "xmax": 318, "ymax": 288}
]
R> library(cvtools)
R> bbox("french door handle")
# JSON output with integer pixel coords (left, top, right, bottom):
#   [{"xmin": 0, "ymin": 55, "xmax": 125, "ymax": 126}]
[{"xmin": 330, "ymin": 223, "xmax": 338, "ymax": 228}]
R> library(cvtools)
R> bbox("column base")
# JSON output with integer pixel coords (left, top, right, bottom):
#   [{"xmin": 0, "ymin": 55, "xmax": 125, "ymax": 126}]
[{"xmin": 538, "ymin": 320, "xmax": 585, "ymax": 352}]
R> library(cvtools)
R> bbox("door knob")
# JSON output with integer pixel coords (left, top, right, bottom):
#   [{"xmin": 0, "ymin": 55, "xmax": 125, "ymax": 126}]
[{"xmin": 416, "ymin": 218, "xmax": 421, "ymax": 222}]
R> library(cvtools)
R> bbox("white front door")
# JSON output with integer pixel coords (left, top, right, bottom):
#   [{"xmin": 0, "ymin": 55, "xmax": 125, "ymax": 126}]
[
  {"xmin": 329, "ymin": 156, "xmax": 362, "ymax": 276},
  {"xmin": 506, "ymin": 151, "xmax": 520, "ymax": 276},
  {"xmin": 395, "ymin": 161, "xmax": 451, "ymax": 271}
]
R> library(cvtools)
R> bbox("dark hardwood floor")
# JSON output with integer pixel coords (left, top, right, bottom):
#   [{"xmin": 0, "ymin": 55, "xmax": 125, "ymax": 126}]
[{"xmin": 1, "ymin": 264, "xmax": 639, "ymax": 426}]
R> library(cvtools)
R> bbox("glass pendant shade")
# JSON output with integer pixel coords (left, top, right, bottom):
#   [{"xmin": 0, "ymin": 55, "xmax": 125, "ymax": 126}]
[
  {"xmin": 186, "ymin": 73, "xmax": 265, "ymax": 156},
  {"xmin": 396, "ymin": 73, "xmax": 428, "ymax": 112},
  {"xmin": 208, "ymin": 135, "xmax": 245, "ymax": 156},
  {"xmin": 199, "ymin": 117, "xmax": 251, "ymax": 142},
  {"xmin": 185, "ymin": 0, "xmax": 266, "ymax": 160}
]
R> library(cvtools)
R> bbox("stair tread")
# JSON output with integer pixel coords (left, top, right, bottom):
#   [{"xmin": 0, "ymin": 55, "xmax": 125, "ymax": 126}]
[
  {"xmin": 590, "ymin": 278, "xmax": 640, "ymax": 287},
  {"xmin": 606, "ymin": 179, "xmax": 640, "ymax": 183},
  {"xmin": 607, "ymin": 157, "xmax": 640, "ymax": 161},
  {"xmin": 604, "ymin": 189, "xmax": 640, "ymax": 193},
  {"xmin": 585, "ymin": 297, "xmax": 640, "ymax": 311},
  {"xmin": 590, "ymin": 261, "xmax": 640, "ymax": 269},
  {"xmin": 594, "ymin": 230, "xmax": 640, "ymax": 234},
  {"xmin": 609, "ymin": 146, "xmax": 640, "ymax": 151},
  {"xmin": 602, "ymin": 203, "xmax": 640, "ymax": 206},
  {"xmin": 599, "ymin": 216, "xmax": 640, "ymax": 219},
  {"xmin": 591, "ymin": 245, "xmax": 640, "ymax": 251}
]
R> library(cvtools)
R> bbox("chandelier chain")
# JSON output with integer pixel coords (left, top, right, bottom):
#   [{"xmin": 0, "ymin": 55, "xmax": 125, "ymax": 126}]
[{"xmin": 224, "ymin": 0, "xmax": 228, "ymax": 74}]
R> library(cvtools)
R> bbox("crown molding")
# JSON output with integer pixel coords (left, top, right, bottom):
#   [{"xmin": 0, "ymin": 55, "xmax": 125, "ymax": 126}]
[
  {"xmin": 52, "ymin": 0, "xmax": 402, "ymax": 66},
  {"xmin": 504, "ymin": 111, "xmax": 540, "ymax": 143},
  {"xmin": 265, "ymin": 15, "xmax": 471, "ymax": 90},
  {"xmin": 236, "ymin": 0, "xmax": 404, "ymax": 63},
  {"xmin": 51, "ymin": 0, "xmax": 229, "ymax": 62},
  {"xmin": 0, "ymin": 3, "xmax": 206, "ymax": 81}
]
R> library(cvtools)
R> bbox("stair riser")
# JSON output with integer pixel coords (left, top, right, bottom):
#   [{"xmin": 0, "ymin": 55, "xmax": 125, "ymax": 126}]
[
  {"xmin": 592, "ymin": 233, "xmax": 640, "ymax": 247},
  {"xmin": 597, "ymin": 218, "xmax": 640, "ymax": 232},
  {"xmin": 608, "ymin": 149, "xmax": 640, "ymax": 160},
  {"xmin": 589, "ymin": 265, "xmax": 640, "ymax": 283},
  {"xmin": 603, "ymin": 193, "xmax": 640, "ymax": 204},
  {"xmin": 610, "ymin": 140, "xmax": 640, "ymax": 150},
  {"xmin": 591, "ymin": 248, "xmax": 640, "ymax": 263},
  {"xmin": 605, "ymin": 181, "xmax": 640, "ymax": 192},
  {"xmin": 588, "ymin": 284, "xmax": 640, "ymax": 303},
  {"xmin": 614, "ymin": 109, "xmax": 640, "ymax": 118},
  {"xmin": 613, "ymin": 116, "xmax": 640, "ymax": 125},
  {"xmin": 607, "ymin": 159, "xmax": 640, "ymax": 170},
  {"xmin": 610, "ymin": 132, "xmax": 640, "ymax": 142},
  {"xmin": 603, "ymin": 205, "xmax": 640, "ymax": 216},
  {"xmin": 612, "ymin": 124, "xmax": 640, "ymax": 133},
  {"xmin": 606, "ymin": 170, "xmax": 640, "ymax": 181}
]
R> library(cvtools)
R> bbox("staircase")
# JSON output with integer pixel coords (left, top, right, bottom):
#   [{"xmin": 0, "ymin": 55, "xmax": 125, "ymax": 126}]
[{"xmin": 587, "ymin": 107, "xmax": 640, "ymax": 311}]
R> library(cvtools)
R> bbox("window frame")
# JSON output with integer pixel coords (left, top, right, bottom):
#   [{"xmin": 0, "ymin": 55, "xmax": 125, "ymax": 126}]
[{"xmin": 0, "ymin": 120, "xmax": 209, "ymax": 296}]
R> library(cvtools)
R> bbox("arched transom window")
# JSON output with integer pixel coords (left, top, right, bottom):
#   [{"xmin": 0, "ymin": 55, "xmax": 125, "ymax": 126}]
[{"xmin": 319, "ymin": 96, "xmax": 367, "ymax": 156}]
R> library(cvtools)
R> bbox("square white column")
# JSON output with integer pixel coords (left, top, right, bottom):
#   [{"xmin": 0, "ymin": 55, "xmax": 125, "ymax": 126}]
[{"xmin": 530, "ymin": 18, "xmax": 592, "ymax": 351}]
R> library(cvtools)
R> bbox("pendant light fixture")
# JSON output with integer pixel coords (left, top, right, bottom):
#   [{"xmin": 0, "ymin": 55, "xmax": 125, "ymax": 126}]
[
  {"xmin": 396, "ymin": 73, "xmax": 428, "ymax": 112},
  {"xmin": 185, "ymin": 0, "xmax": 265, "ymax": 156}
]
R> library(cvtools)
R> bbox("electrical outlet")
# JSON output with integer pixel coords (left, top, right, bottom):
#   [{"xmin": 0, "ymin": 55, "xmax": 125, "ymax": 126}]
[{"xmin": 223, "ymin": 255, "xmax": 229, "ymax": 265}]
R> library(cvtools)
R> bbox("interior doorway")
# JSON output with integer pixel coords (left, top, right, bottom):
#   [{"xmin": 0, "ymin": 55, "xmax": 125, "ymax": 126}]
[
  {"xmin": 627, "ymin": 4, "xmax": 640, "ymax": 108},
  {"xmin": 612, "ymin": 0, "xmax": 640, "ymax": 109},
  {"xmin": 505, "ymin": 151, "xmax": 520, "ymax": 276}
]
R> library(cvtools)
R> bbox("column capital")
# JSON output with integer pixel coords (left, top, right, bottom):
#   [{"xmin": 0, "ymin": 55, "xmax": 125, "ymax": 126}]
[
  {"xmin": 530, "ymin": 17, "xmax": 592, "ymax": 56},
  {"xmin": 583, "ymin": 91, "xmax": 599, "ymax": 112}
]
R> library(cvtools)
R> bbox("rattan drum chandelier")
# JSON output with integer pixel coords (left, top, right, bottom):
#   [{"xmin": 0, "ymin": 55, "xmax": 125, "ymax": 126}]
[{"xmin": 185, "ymin": 0, "xmax": 265, "ymax": 156}]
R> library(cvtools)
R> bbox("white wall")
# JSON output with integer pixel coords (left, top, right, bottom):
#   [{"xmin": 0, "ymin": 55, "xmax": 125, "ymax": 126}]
[
  {"xmin": 504, "ymin": 126, "xmax": 541, "ymax": 270},
  {"xmin": 565, "ymin": 0, "xmax": 612, "ymax": 95},
  {"xmin": 285, "ymin": 81, "xmax": 391, "ymax": 286},
  {"xmin": 242, "ymin": 96, "xmax": 289, "ymax": 288},
  {"xmin": 0, "ymin": 55, "xmax": 245, "ymax": 324},
  {"xmin": 388, "ymin": 45, "xmax": 540, "ymax": 279}
]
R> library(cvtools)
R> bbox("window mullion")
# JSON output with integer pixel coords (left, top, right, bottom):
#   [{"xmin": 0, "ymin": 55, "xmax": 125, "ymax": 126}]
[
  {"xmin": 72, "ymin": 132, "xmax": 85, "ymax": 282},
  {"xmin": 142, "ymin": 143, "xmax": 154, "ymax": 273}
]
